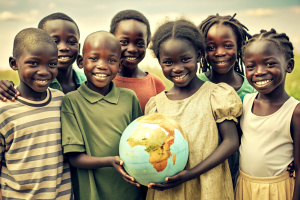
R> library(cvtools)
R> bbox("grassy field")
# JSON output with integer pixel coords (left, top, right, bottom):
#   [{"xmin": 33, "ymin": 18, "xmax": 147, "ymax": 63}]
[{"xmin": 0, "ymin": 53, "xmax": 299, "ymax": 100}]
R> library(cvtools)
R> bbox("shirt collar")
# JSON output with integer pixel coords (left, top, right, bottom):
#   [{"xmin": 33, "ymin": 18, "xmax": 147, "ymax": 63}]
[{"xmin": 78, "ymin": 81, "xmax": 119, "ymax": 104}]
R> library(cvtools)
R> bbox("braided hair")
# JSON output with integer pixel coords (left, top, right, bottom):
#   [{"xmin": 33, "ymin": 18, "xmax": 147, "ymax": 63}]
[
  {"xmin": 243, "ymin": 29, "xmax": 294, "ymax": 61},
  {"xmin": 198, "ymin": 13, "xmax": 251, "ymax": 74},
  {"xmin": 151, "ymin": 19, "xmax": 205, "ymax": 61}
]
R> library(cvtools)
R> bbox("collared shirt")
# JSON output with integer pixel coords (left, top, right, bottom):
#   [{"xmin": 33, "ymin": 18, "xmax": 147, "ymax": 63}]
[
  {"xmin": 61, "ymin": 81, "xmax": 143, "ymax": 200},
  {"xmin": 49, "ymin": 68, "xmax": 86, "ymax": 92}
]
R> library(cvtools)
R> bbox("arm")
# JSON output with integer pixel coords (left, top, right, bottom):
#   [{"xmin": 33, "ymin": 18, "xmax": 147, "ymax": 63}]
[
  {"xmin": 0, "ymin": 79, "xmax": 19, "ymax": 101},
  {"xmin": 67, "ymin": 152, "xmax": 141, "ymax": 187},
  {"xmin": 148, "ymin": 120, "xmax": 239, "ymax": 190},
  {"xmin": 291, "ymin": 104, "xmax": 300, "ymax": 200}
]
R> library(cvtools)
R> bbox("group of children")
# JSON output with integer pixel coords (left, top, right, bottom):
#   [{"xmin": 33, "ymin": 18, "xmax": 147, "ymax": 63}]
[{"xmin": 0, "ymin": 9, "xmax": 298, "ymax": 200}]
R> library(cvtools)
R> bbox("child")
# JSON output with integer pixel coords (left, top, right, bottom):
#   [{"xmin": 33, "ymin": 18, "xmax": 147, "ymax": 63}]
[
  {"xmin": 0, "ymin": 28, "xmax": 72, "ymax": 199},
  {"xmin": 198, "ymin": 14, "xmax": 256, "ymax": 185},
  {"xmin": 198, "ymin": 14, "xmax": 255, "ymax": 98},
  {"xmin": 145, "ymin": 19, "xmax": 242, "ymax": 200},
  {"xmin": 109, "ymin": 9, "xmax": 166, "ymax": 113},
  {"xmin": 236, "ymin": 29, "xmax": 300, "ymax": 200},
  {"xmin": 61, "ymin": 31, "xmax": 143, "ymax": 200},
  {"xmin": 0, "ymin": 12, "xmax": 86, "ymax": 100}
]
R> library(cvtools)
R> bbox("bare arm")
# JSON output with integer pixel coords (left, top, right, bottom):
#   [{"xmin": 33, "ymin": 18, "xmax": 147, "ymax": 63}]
[
  {"xmin": 148, "ymin": 120, "xmax": 239, "ymax": 190},
  {"xmin": 292, "ymin": 104, "xmax": 300, "ymax": 200},
  {"xmin": 0, "ymin": 79, "xmax": 19, "ymax": 101},
  {"xmin": 67, "ymin": 152, "xmax": 141, "ymax": 187}
]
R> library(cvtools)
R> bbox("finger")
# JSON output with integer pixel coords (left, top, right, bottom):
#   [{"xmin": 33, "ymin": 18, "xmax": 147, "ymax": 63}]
[
  {"xmin": 0, "ymin": 91, "xmax": 15, "ymax": 101},
  {"xmin": 122, "ymin": 177, "xmax": 140, "ymax": 187},
  {"xmin": 0, "ymin": 94, "xmax": 7, "ymax": 102}
]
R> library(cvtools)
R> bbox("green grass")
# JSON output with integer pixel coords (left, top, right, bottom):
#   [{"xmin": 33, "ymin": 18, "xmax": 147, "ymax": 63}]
[{"xmin": 0, "ymin": 53, "xmax": 299, "ymax": 100}]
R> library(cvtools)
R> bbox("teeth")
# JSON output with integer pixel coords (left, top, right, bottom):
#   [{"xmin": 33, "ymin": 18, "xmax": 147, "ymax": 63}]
[
  {"xmin": 173, "ymin": 74, "xmax": 186, "ymax": 80},
  {"xmin": 59, "ymin": 56, "xmax": 70, "ymax": 60},
  {"xmin": 94, "ymin": 74, "xmax": 107, "ymax": 77},
  {"xmin": 126, "ymin": 57, "xmax": 136, "ymax": 61},
  {"xmin": 35, "ymin": 80, "xmax": 49, "ymax": 83},
  {"xmin": 217, "ymin": 61, "xmax": 228, "ymax": 64},
  {"xmin": 255, "ymin": 80, "xmax": 271, "ymax": 85}
]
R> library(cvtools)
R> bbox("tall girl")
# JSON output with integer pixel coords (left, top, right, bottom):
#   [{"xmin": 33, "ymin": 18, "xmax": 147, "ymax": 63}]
[
  {"xmin": 110, "ymin": 10, "xmax": 166, "ymax": 113},
  {"xmin": 236, "ymin": 29, "xmax": 300, "ymax": 200},
  {"xmin": 145, "ymin": 19, "xmax": 242, "ymax": 200},
  {"xmin": 198, "ymin": 14, "xmax": 255, "ymax": 98}
]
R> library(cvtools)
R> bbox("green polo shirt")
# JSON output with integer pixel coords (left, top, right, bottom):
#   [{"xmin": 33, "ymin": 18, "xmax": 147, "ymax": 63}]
[
  {"xmin": 50, "ymin": 68, "xmax": 86, "ymax": 92},
  {"xmin": 61, "ymin": 81, "xmax": 143, "ymax": 200}
]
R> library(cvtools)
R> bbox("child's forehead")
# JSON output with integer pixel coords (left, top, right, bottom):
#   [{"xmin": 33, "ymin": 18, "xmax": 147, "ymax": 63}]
[
  {"xmin": 43, "ymin": 19, "xmax": 79, "ymax": 36},
  {"xmin": 83, "ymin": 34, "xmax": 121, "ymax": 54}
]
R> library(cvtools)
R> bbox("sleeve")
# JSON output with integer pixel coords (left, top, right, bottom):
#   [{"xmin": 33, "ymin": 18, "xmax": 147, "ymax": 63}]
[
  {"xmin": 61, "ymin": 95, "xmax": 86, "ymax": 154},
  {"xmin": 150, "ymin": 73, "xmax": 167, "ymax": 94},
  {"xmin": 132, "ymin": 92, "xmax": 143, "ymax": 120},
  {"xmin": 145, "ymin": 96, "xmax": 158, "ymax": 115},
  {"xmin": 211, "ymin": 83, "xmax": 242, "ymax": 123}
]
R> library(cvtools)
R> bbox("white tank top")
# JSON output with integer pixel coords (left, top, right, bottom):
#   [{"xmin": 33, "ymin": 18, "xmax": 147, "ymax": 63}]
[{"xmin": 239, "ymin": 93, "xmax": 299, "ymax": 177}]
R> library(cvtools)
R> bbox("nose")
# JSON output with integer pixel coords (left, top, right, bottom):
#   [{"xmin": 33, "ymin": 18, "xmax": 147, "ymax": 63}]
[
  {"xmin": 172, "ymin": 63, "xmax": 184, "ymax": 73},
  {"xmin": 37, "ymin": 66, "xmax": 50, "ymax": 76},
  {"xmin": 127, "ymin": 43, "xmax": 138, "ymax": 53},
  {"xmin": 215, "ymin": 47, "xmax": 225, "ymax": 56},
  {"xmin": 96, "ymin": 60, "xmax": 108, "ymax": 69},
  {"xmin": 58, "ymin": 41, "xmax": 70, "ymax": 52},
  {"xmin": 254, "ymin": 65, "xmax": 267, "ymax": 76}
]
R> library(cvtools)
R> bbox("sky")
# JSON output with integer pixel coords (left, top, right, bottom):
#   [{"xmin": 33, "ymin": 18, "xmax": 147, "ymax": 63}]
[{"xmin": 0, "ymin": 0, "xmax": 299, "ymax": 71}]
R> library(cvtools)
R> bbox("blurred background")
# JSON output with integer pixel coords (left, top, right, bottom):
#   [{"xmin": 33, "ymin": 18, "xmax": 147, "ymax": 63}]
[{"xmin": 0, "ymin": 0, "xmax": 299, "ymax": 99}]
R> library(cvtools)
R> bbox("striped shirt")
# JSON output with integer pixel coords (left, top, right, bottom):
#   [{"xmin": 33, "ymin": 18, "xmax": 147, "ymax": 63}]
[{"xmin": 0, "ymin": 89, "xmax": 72, "ymax": 200}]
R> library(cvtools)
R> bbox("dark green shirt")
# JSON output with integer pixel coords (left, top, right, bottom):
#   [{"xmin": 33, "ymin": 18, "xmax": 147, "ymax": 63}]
[{"xmin": 61, "ymin": 82, "xmax": 143, "ymax": 200}]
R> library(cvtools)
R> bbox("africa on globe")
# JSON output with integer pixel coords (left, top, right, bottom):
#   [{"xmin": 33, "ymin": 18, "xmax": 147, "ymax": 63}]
[{"xmin": 119, "ymin": 113, "xmax": 189, "ymax": 186}]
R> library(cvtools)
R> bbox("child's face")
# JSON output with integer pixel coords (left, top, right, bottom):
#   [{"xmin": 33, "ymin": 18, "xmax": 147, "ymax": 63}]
[
  {"xmin": 159, "ymin": 39, "xmax": 199, "ymax": 88},
  {"xmin": 12, "ymin": 43, "xmax": 58, "ymax": 93},
  {"xmin": 43, "ymin": 19, "xmax": 80, "ymax": 70},
  {"xmin": 114, "ymin": 19, "xmax": 147, "ymax": 70},
  {"xmin": 206, "ymin": 24, "xmax": 238, "ymax": 74},
  {"xmin": 81, "ymin": 35, "xmax": 121, "ymax": 95},
  {"xmin": 244, "ymin": 40, "xmax": 293, "ymax": 94}
]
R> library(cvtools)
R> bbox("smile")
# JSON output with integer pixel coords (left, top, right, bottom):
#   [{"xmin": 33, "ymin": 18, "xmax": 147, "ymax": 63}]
[
  {"xmin": 93, "ymin": 73, "xmax": 109, "ymax": 77},
  {"xmin": 173, "ymin": 74, "xmax": 187, "ymax": 80},
  {"xmin": 215, "ymin": 61, "xmax": 229, "ymax": 65},
  {"xmin": 255, "ymin": 79, "xmax": 272, "ymax": 85},
  {"xmin": 126, "ymin": 57, "xmax": 137, "ymax": 61},
  {"xmin": 58, "ymin": 56, "xmax": 72, "ymax": 61},
  {"xmin": 34, "ymin": 79, "xmax": 50, "ymax": 83}
]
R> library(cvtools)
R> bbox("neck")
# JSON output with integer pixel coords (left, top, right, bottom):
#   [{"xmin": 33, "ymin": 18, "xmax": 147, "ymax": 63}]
[
  {"xmin": 257, "ymin": 85, "xmax": 290, "ymax": 104},
  {"xmin": 17, "ymin": 84, "xmax": 47, "ymax": 101},
  {"xmin": 207, "ymin": 68, "xmax": 237, "ymax": 83},
  {"xmin": 118, "ymin": 66, "xmax": 146, "ymax": 78},
  {"xmin": 56, "ymin": 67, "xmax": 74, "ymax": 84}
]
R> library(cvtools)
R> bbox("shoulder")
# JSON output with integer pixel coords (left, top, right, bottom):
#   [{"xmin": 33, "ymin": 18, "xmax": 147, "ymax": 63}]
[
  {"xmin": 72, "ymin": 68, "xmax": 86, "ymax": 82},
  {"xmin": 49, "ymin": 88, "xmax": 64, "ymax": 97}
]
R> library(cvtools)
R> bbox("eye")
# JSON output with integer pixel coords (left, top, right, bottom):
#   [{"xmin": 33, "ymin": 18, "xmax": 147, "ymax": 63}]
[
  {"xmin": 182, "ymin": 58, "xmax": 191, "ymax": 63},
  {"xmin": 137, "ymin": 41, "xmax": 145, "ymax": 47},
  {"xmin": 266, "ymin": 62, "xmax": 276, "ymax": 67},
  {"xmin": 52, "ymin": 37, "xmax": 59, "ymax": 44},
  {"xmin": 49, "ymin": 63, "xmax": 57, "ymax": 68},
  {"xmin": 225, "ymin": 44, "xmax": 234, "ymax": 49},
  {"xmin": 28, "ymin": 61, "xmax": 38, "ymax": 66},
  {"xmin": 108, "ymin": 58, "xmax": 117, "ymax": 63},
  {"xmin": 163, "ymin": 61, "xmax": 172, "ymax": 66},
  {"xmin": 89, "ymin": 57, "xmax": 98, "ymax": 61},
  {"xmin": 68, "ymin": 40, "xmax": 78, "ymax": 45},
  {"xmin": 245, "ymin": 64, "xmax": 255, "ymax": 70},
  {"xmin": 120, "ymin": 40, "xmax": 128, "ymax": 46},
  {"xmin": 207, "ymin": 46, "xmax": 215, "ymax": 51}
]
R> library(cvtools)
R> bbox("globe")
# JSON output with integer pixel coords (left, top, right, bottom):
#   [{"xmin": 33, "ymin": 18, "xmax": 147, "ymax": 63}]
[{"xmin": 119, "ymin": 113, "xmax": 189, "ymax": 186}]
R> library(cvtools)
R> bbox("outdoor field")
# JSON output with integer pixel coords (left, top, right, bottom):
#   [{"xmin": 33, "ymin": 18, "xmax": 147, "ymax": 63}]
[{"xmin": 0, "ymin": 53, "xmax": 299, "ymax": 100}]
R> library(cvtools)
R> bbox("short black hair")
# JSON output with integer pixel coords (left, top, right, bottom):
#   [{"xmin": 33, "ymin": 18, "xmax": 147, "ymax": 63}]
[
  {"xmin": 151, "ymin": 19, "xmax": 205, "ymax": 61},
  {"xmin": 243, "ymin": 28, "xmax": 294, "ymax": 61},
  {"xmin": 109, "ymin": 9, "xmax": 151, "ymax": 45},
  {"xmin": 199, "ymin": 13, "xmax": 251, "ymax": 74},
  {"xmin": 38, "ymin": 12, "xmax": 80, "ymax": 37},
  {"xmin": 13, "ymin": 28, "xmax": 57, "ymax": 58}
]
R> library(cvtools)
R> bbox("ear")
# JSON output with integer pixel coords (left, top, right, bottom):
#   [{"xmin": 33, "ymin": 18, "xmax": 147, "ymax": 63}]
[
  {"xmin": 196, "ymin": 51, "xmax": 202, "ymax": 63},
  {"xmin": 286, "ymin": 58, "xmax": 294, "ymax": 73},
  {"xmin": 118, "ymin": 59, "xmax": 123, "ymax": 73},
  {"xmin": 77, "ymin": 55, "xmax": 84, "ymax": 69},
  {"xmin": 9, "ymin": 57, "xmax": 18, "ymax": 71}
]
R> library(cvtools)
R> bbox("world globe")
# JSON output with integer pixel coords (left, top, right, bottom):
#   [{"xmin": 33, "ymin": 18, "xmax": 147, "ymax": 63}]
[{"xmin": 119, "ymin": 113, "xmax": 189, "ymax": 186}]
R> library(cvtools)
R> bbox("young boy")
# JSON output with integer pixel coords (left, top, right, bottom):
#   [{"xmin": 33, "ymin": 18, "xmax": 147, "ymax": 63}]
[
  {"xmin": 0, "ymin": 28, "xmax": 72, "ymax": 199},
  {"xmin": 61, "ymin": 31, "xmax": 143, "ymax": 200},
  {"xmin": 0, "ymin": 12, "xmax": 86, "ymax": 100}
]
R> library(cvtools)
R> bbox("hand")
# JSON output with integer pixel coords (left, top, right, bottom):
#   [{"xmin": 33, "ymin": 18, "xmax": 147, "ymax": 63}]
[
  {"xmin": 112, "ymin": 156, "xmax": 141, "ymax": 187},
  {"xmin": 287, "ymin": 161, "xmax": 295, "ymax": 179},
  {"xmin": 148, "ymin": 170, "xmax": 191, "ymax": 191},
  {"xmin": 0, "ymin": 80, "xmax": 19, "ymax": 101}
]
